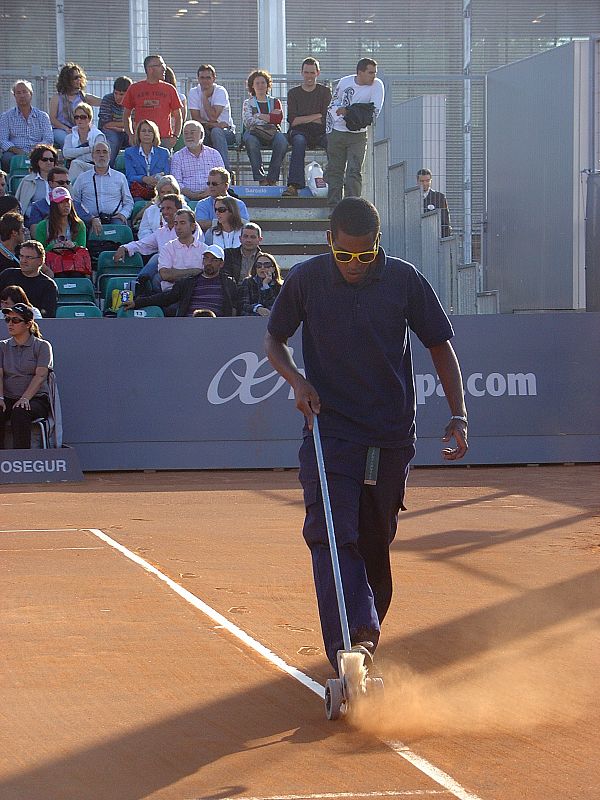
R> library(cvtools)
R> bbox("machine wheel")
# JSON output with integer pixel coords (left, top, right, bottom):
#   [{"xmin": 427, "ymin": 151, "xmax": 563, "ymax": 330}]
[{"xmin": 324, "ymin": 678, "xmax": 344, "ymax": 720}]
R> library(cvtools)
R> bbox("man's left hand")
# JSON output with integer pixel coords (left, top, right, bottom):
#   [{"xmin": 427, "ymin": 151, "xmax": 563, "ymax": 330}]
[{"xmin": 441, "ymin": 418, "xmax": 468, "ymax": 460}]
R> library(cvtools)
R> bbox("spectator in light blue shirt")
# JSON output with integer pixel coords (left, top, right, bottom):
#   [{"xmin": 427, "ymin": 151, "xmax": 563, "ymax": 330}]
[
  {"xmin": 0, "ymin": 81, "xmax": 54, "ymax": 171},
  {"xmin": 194, "ymin": 167, "xmax": 249, "ymax": 233}
]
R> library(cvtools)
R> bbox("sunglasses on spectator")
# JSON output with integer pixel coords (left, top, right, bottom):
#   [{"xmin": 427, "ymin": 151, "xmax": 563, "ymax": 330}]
[
  {"xmin": 215, "ymin": 207, "xmax": 229, "ymax": 213},
  {"xmin": 206, "ymin": 180, "xmax": 224, "ymax": 186},
  {"xmin": 40, "ymin": 156, "xmax": 57, "ymax": 162},
  {"xmin": 256, "ymin": 261, "xmax": 273, "ymax": 268},
  {"xmin": 74, "ymin": 114, "xmax": 90, "ymax": 120},
  {"xmin": 53, "ymin": 179, "xmax": 70, "ymax": 186},
  {"xmin": 4, "ymin": 316, "xmax": 25, "ymax": 324}
]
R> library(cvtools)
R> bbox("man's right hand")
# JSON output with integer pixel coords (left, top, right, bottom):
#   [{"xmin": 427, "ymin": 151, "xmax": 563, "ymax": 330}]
[
  {"xmin": 291, "ymin": 375, "xmax": 321, "ymax": 430},
  {"xmin": 91, "ymin": 217, "xmax": 103, "ymax": 236},
  {"xmin": 123, "ymin": 300, "xmax": 135, "ymax": 310},
  {"xmin": 114, "ymin": 246, "xmax": 127, "ymax": 262}
]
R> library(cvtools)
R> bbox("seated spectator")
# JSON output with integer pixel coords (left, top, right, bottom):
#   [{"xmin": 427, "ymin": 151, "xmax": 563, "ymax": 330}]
[
  {"xmin": 122, "ymin": 55, "xmax": 183, "ymax": 150},
  {"xmin": 28, "ymin": 167, "xmax": 91, "ymax": 231},
  {"xmin": 63, "ymin": 103, "xmax": 107, "ymax": 181},
  {"xmin": 164, "ymin": 66, "xmax": 188, "ymax": 125},
  {"xmin": 171, "ymin": 121, "xmax": 224, "ymax": 201},
  {"xmin": 35, "ymin": 186, "xmax": 86, "ymax": 253},
  {"xmin": 205, "ymin": 196, "xmax": 244, "ymax": 249},
  {"xmin": 0, "ymin": 196, "xmax": 20, "ymax": 219},
  {"xmin": 0, "ymin": 211, "xmax": 25, "ymax": 273},
  {"xmin": 239, "ymin": 252, "xmax": 283, "ymax": 316},
  {"xmin": 71, "ymin": 142, "xmax": 134, "ymax": 235},
  {"xmin": 124, "ymin": 120, "xmax": 171, "ymax": 199},
  {"xmin": 114, "ymin": 193, "xmax": 184, "ymax": 293},
  {"xmin": 49, "ymin": 63, "xmax": 100, "ymax": 149},
  {"xmin": 157, "ymin": 208, "xmax": 207, "ymax": 290},
  {"xmin": 0, "ymin": 302, "xmax": 53, "ymax": 450},
  {"xmin": 14, "ymin": 143, "xmax": 58, "ymax": 225},
  {"xmin": 223, "ymin": 222, "xmax": 263, "ymax": 284},
  {"xmin": 283, "ymin": 58, "xmax": 331, "ymax": 197},
  {"xmin": 195, "ymin": 167, "xmax": 249, "ymax": 232},
  {"xmin": 0, "ymin": 170, "xmax": 7, "ymax": 197},
  {"xmin": 0, "ymin": 285, "xmax": 42, "ymax": 318},
  {"xmin": 242, "ymin": 70, "xmax": 287, "ymax": 186},
  {"xmin": 188, "ymin": 64, "xmax": 236, "ymax": 172},
  {"xmin": 0, "ymin": 81, "xmax": 54, "ymax": 171},
  {"xmin": 99, "ymin": 76, "xmax": 133, "ymax": 167},
  {"xmin": 126, "ymin": 244, "xmax": 237, "ymax": 317},
  {"xmin": 136, "ymin": 174, "xmax": 184, "ymax": 238},
  {"xmin": 0, "ymin": 240, "xmax": 58, "ymax": 317}
]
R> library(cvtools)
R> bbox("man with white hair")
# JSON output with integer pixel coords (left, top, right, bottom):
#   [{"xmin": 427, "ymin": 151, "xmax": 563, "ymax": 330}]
[
  {"xmin": 170, "ymin": 121, "xmax": 224, "ymax": 202},
  {"xmin": 0, "ymin": 81, "xmax": 53, "ymax": 171},
  {"xmin": 71, "ymin": 141, "xmax": 134, "ymax": 235}
]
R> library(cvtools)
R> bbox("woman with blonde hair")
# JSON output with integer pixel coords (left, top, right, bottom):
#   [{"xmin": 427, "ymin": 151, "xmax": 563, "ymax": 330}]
[
  {"xmin": 0, "ymin": 302, "xmax": 53, "ymax": 449},
  {"xmin": 136, "ymin": 174, "xmax": 186, "ymax": 238},
  {"xmin": 124, "ymin": 119, "xmax": 171, "ymax": 199},
  {"xmin": 62, "ymin": 102, "xmax": 106, "ymax": 180},
  {"xmin": 204, "ymin": 195, "xmax": 244, "ymax": 249}
]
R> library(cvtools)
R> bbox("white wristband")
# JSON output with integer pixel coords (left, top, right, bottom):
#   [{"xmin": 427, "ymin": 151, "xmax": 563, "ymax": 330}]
[{"xmin": 451, "ymin": 415, "xmax": 468, "ymax": 423}]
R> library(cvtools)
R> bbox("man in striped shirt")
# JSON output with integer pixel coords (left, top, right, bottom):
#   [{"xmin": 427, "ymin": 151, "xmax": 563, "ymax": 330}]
[
  {"xmin": 171, "ymin": 121, "xmax": 224, "ymax": 202},
  {"xmin": 0, "ymin": 81, "xmax": 53, "ymax": 171}
]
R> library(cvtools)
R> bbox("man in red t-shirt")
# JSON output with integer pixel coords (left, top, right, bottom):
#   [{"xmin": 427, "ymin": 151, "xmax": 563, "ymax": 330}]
[{"xmin": 122, "ymin": 54, "xmax": 183, "ymax": 149}]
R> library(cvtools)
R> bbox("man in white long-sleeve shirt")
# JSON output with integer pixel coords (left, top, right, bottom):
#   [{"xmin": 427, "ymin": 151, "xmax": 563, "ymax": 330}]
[
  {"xmin": 325, "ymin": 58, "xmax": 385, "ymax": 208},
  {"xmin": 71, "ymin": 142, "xmax": 134, "ymax": 235}
]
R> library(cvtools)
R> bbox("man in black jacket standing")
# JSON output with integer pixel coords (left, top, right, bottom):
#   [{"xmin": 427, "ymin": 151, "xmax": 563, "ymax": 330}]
[
  {"xmin": 126, "ymin": 244, "xmax": 238, "ymax": 317},
  {"xmin": 417, "ymin": 168, "xmax": 452, "ymax": 238}
]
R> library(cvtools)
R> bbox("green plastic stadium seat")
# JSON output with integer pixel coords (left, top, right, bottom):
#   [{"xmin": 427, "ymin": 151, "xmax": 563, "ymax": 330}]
[
  {"xmin": 56, "ymin": 304, "xmax": 102, "ymax": 318},
  {"xmin": 131, "ymin": 199, "xmax": 150, "ymax": 220},
  {"xmin": 117, "ymin": 306, "xmax": 164, "ymax": 318},
  {"xmin": 103, "ymin": 276, "xmax": 137, "ymax": 311},
  {"xmin": 9, "ymin": 175, "xmax": 25, "ymax": 194},
  {"xmin": 173, "ymin": 132, "xmax": 185, "ymax": 152},
  {"xmin": 8, "ymin": 154, "xmax": 30, "ymax": 175},
  {"xmin": 95, "ymin": 251, "xmax": 143, "ymax": 297},
  {"xmin": 88, "ymin": 223, "xmax": 134, "ymax": 245},
  {"xmin": 55, "ymin": 277, "xmax": 95, "ymax": 306},
  {"xmin": 114, "ymin": 152, "xmax": 126, "ymax": 174}
]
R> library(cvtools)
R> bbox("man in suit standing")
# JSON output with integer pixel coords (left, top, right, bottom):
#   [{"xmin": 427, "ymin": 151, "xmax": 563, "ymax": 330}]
[{"xmin": 417, "ymin": 168, "xmax": 451, "ymax": 238}]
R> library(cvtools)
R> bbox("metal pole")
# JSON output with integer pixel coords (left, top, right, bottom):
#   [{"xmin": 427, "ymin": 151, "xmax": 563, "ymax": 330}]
[
  {"xmin": 55, "ymin": 0, "xmax": 65, "ymax": 68},
  {"xmin": 129, "ymin": 0, "xmax": 149, "ymax": 75},
  {"xmin": 258, "ymin": 0, "xmax": 287, "ymax": 76},
  {"xmin": 463, "ymin": 0, "xmax": 472, "ymax": 264}
]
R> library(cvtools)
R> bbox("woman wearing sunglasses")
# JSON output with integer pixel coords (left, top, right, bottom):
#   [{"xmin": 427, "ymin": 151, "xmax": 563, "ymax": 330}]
[
  {"xmin": 0, "ymin": 302, "xmax": 53, "ymax": 449},
  {"xmin": 63, "ymin": 103, "xmax": 107, "ymax": 181},
  {"xmin": 14, "ymin": 143, "xmax": 58, "ymax": 224},
  {"xmin": 204, "ymin": 195, "xmax": 244, "ymax": 250},
  {"xmin": 239, "ymin": 252, "xmax": 283, "ymax": 316}
]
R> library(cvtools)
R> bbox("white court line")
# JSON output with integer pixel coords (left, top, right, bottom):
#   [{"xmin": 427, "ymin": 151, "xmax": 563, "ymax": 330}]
[
  {"xmin": 86, "ymin": 528, "xmax": 485, "ymax": 800},
  {"xmin": 185, "ymin": 792, "xmax": 449, "ymax": 800},
  {"xmin": 0, "ymin": 528, "xmax": 80, "ymax": 533},
  {"xmin": 0, "ymin": 546, "xmax": 104, "ymax": 553}
]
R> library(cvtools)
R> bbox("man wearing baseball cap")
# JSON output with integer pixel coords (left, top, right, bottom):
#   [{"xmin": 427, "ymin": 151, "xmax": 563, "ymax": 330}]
[{"xmin": 125, "ymin": 243, "xmax": 238, "ymax": 317}]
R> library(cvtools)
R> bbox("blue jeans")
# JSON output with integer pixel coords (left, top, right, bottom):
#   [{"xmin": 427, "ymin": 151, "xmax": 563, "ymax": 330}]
[
  {"xmin": 52, "ymin": 128, "xmax": 68, "ymax": 149},
  {"xmin": 299, "ymin": 435, "xmax": 414, "ymax": 671},
  {"xmin": 206, "ymin": 127, "xmax": 236, "ymax": 172},
  {"xmin": 103, "ymin": 129, "xmax": 130, "ymax": 167},
  {"xmin": 243, "ymin": 130, "xmax": 288, "ymax": 183},
  {"xmin": 288, "ymin": 131, "xmax": 327, "ymax": 188},
  {"xmin": 136, "ymin": 253, "xmax": 161, "ymax": 292}
]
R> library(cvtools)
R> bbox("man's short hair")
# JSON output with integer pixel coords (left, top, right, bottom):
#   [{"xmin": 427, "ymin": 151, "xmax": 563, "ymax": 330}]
[
  {"xmin": 20, "ymin": 239, "xmax": 45, "ymax": 259},
  {"xmin": 0, "ymin": 169, "xmax": 7, "ymax": 180},
  {"xmin": 159, "ymin": 193, "xmax": 183, "ymax": 209},
  {"xmin": 0, "ymin": 211, "xmax": 24, "ymax": 241},
  {"xmin": 243, "ymin": 221, "xmax": 262, "ymax": 238},
  {"xmin": 197, "ymin": 64, "xmax": 217, "ymax": 78},
  {"xmin": 184, "ymin": 120, "xmax": 204, "ymax": 138},
  {"xmin": 92, "ymin": 140, "xmax": 111, "ymax": 155},
  {"xmin": 209, "ymin": 167, "xmax": 231, "ymax": 184},
  {"xmin": 175, "ymin": 209, "xmax": 196, "ymax": 226},
  {"xmin": 417, "ymin": 168, "xmax": 432, "ymax": 178},
  {"xmin": 329, "ymin": 197, "xmax": 380, "ymax": 239},
  {"xmin": 48, "ymin": 166, "xmax": 69, "ymax": 182},
  {"xmin": 356, "ymin": 58, "xmax": 377, "ymax": 73},
  {"xmin": 113, "ymin": 76, "xmax": 133, "ymax": 92},
  {"xmin": 12, "ymin": 79, "xmax": 33, "ymax": 95},
  {"xmin": 302, "ymin": 57, "xmax": 320, "ymax": 71},
  {"xmin": 143, "ymin": 54, "xmax": 163, "ymax": 73}
]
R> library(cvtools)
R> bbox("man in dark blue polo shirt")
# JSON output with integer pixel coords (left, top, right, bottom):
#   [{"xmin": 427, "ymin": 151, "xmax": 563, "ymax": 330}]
[{"xmin": 265, "ymin": 197, "xmax": 468, "ymax": 672}]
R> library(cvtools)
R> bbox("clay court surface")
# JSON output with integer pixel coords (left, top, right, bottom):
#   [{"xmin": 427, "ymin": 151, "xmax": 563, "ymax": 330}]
[{"xmin": 1, "ymin": 464, "xmax": 599, "ymax": 800}]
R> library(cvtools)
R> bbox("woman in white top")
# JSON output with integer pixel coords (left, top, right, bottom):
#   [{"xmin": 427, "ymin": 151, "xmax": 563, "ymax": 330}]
[
  {"xmin": 136, "ymin": 174, "xmax": 186, "ymax": 239},
  {"xmin": 62, "ymin": 102, "xmax": 106, "ymax": 181},
  {"xmin": 204, "ymin": 195, "xmax": 243, "ymax": 249}
]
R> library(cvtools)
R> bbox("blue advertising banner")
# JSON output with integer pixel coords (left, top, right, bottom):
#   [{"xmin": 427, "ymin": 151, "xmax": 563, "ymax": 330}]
[{"xmin": 37, "ymin": 313, "xmax": 600, "ymax": 471}]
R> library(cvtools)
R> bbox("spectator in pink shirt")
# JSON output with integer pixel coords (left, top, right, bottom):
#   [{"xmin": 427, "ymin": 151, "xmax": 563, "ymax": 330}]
[{"xmin": 170, "ymin": 121, "xmax": 224, "ymax": 202}]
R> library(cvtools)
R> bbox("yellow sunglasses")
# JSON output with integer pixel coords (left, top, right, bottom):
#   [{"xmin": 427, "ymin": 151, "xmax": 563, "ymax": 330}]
[{"xmin": 328, "ymin": 232, "xmax": 381, "ymax": 264}]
